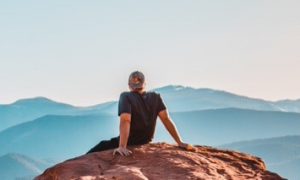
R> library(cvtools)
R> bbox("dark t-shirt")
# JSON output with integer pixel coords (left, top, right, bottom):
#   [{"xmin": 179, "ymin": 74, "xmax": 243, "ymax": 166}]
[{"xmin": 118, "ymin": 91, "xmax": 167, "ymax": 145}]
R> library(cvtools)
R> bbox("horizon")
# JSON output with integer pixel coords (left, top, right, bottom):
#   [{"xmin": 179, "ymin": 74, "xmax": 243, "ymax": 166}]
[
  {"xmin": 1, "ymin": 1, "xmax": 299, "ymax": 106},
  {"xmin": 1, "ymin": 84, "xmax": 299, "ymax": 107}
]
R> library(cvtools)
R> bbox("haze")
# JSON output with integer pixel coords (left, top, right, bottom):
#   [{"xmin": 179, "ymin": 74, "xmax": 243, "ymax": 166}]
[{"xmin": 0, "ymin": 0, "xmax": 299, "ymax": 106}]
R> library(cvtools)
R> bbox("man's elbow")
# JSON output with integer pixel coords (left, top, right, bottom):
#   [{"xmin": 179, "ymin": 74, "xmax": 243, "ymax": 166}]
[{"xmin": 161, "ymin": 116, "xmax": 173, "ymax": 125}]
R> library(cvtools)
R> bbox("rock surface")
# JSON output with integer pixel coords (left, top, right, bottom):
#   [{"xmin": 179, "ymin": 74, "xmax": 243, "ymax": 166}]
[{"xmin": 35, "ymin": 143, "xmax": 284, "ymax": 180}]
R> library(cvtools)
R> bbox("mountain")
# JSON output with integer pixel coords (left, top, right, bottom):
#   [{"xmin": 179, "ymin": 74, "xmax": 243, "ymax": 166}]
[
  {"xmin": 270, "ymin": 158, "xmax": 300, "ymax": 180},
  {"xmin": 274, "ymin": 99, "xmax": 300, "ymax": 112},
  {"xmin": 1, "ymin": 108, "xmax": 300, "ymax": 162},
  {"xmin": 0, "ymin": 97, "xmax": 116, "ymax": 131},
  {"xmin": 155, "ymin": 108, "xmax": 300, "ymax": 145},
  {"xmin": 154, "ymin": 85, "xmax": 300, "ymax": 112},
  {"xmin": 34, "ymin": 143, "xmax": 283, "ymax": 180},
  {"xmin": 0, "ymin": 97, "xmax": 76, "ymax": 131},
  {"xmin": 86, "ymin": 101, "xmax": 117, "ymax": 114},
  {"xmin": 0, "ymin": 114, "xmax": 119, "ymax": 161},
  {"xmin": 220, "ymin": 136, "xmax": 300, "ymax": 180},
  {"xmin": 0, "ymin": 153, "xmax": 52, "ymax": 180},
  {"xmin": 155, "ymin": 85, "xmax": 279, "ymax": 112}
]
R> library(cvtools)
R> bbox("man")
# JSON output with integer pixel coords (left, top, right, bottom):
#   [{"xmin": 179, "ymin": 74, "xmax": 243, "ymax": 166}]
[{"xmin": 87, "ymin": 71, "xmax": 196, "ymax": 156}]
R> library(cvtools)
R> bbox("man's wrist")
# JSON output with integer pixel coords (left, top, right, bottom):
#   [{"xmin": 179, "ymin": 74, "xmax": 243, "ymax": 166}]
[
  {"xmin": 119, "ymin": 144, "xmax": 127, "ymax": 148},
  {"xmin": 177, "ymin": 140, "xmax": 183, "ymax": 145}
]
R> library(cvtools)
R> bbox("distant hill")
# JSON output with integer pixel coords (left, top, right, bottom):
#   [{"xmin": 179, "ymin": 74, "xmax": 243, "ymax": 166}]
[
  {"xmin": 1, "ymin": 85, "xmax": 300, "ymax": 131},
  {"xmin": 0, "ymin": 97, "xmax": 116, "ymax": 131},
  {"xmin": 219, "ymin": 136, "xmax": 300, "ymax": 180},
  {"xmin": 0, "ymin": 97, "xmax": 76, "ymax": 131},
  {"xmin": 0, "ymin": 153, "xmax": 52, "ymax": 180},
  {"xmin": 161, "ymin": 108, "xmax": 300, "ymax": 145},
  {"xmin": 1, "ymin": 108, "xmax": 299, "ymax": 162},
  {"xmin": 154, "ymin": 85, "xmax": 300, "ymax": 112},
  {"xmin": 0, "ymin": 114, "xmax": 119, "ymax": 161},
  {"xmin": 270, "ymin": 158, "xmax": 300, "ymax": 180},
  {"xmin": 274, "ymin": 99, "xmax": 300, "ymax": 112}
]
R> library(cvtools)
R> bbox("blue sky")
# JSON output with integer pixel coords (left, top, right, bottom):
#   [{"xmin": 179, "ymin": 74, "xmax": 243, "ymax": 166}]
[{"xmin": 0, "ymin": 1, "xmax": 299, "ymax": 106}]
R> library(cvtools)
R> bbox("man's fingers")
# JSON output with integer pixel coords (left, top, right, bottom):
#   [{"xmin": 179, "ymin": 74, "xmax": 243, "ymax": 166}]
[
  {"xmin": 127, "ymin": 150, "xmax": 132, "ymax": 156},
  {"xmin": 119, "ymin": 150, "xmax": 125, "ymax": 156},
  {"xmin": 113, "ymin": 149, "xmax": 123, "ymax": 156},
  {"xmin": 113, "ymin": 149, "xmax": 121, "ymax": 156},
  {"xmin": 124, "ymin": 150, "xmax": 130, "ymax": 156},
  {"xmin": 112, "ymin": 148, "xmax": 132, "ymax": 157},
  {"xmin": 123, "ymin": 149, "xmax": 132, "ymax": 156},
  {"xmin": 124, "ymin": 151, "xmax": 129, "ymax": 156}
]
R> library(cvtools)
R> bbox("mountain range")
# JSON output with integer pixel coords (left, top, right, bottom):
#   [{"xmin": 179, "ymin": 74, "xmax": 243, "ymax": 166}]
[
  {"xmin": 1, "ymin": 108, "xmax": 299, "ymax": 161},
  {"xmin": 0, "ymin": 114, "xmax": 119, "ymax": 161},
  {"xmin": 155, "ymin": 85, "xmax": 300, "ymax": 112},
  {"xmin": 0, "ymin": 97, "xmax": 116, "ymax": 131},
  {"xmin": 1, "ymin": 85, "xmax": 300, "ymax": 131}
]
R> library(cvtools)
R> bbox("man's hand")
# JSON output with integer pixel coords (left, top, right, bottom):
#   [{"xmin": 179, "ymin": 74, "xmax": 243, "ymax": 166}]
[
  {"xmin": 178, "ymin": 142, "xmax": 197, "ymax": 152},
  {"xmin": 113, "ymin": 147, "xmax": 132, "ymax": 156}
]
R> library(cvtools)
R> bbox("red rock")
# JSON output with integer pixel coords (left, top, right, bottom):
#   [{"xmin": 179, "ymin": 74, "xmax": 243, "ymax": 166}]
[{"xmin": 35, "ymin": 142, "xmax": 284, "ymax": 180}]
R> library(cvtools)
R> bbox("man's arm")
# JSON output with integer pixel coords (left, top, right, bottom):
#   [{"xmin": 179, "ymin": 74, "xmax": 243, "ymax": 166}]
[
  {"xmin": 119, "ymin": 113, "xmax": 131, "ymax": 148},
  {"xmin": 158, "ymin": 109, "xmax": 182, "ymax": 144},
  {"xmin": 158, "ymin": 109, "xmax": 196, "ymax": 151},
  {"xmin": 113, "ymin": 113, "xmax": 132, "ymax": 156}
]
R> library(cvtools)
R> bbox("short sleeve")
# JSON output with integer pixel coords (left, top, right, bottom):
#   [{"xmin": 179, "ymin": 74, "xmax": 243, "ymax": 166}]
[
  {"xmin": 157, "ymin": 94, "xmax": 167, "ymax": 113},
  {"xmin": 118, "ymin": 92, "xmax": 131, "ymax": 116}
]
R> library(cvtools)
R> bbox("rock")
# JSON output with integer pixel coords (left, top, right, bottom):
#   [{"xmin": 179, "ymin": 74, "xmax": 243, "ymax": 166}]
[{"xmin": 35, "ymin": 142, "xmax": 284, "ymax": 180}]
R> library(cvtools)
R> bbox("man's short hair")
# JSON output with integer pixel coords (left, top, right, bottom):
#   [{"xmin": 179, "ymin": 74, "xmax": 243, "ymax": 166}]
[{"xmin": 128, "ymin": 71, "xmax": 145, "ymax": 91}]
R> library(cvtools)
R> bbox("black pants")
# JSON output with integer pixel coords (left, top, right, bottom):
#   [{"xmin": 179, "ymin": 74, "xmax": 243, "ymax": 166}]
[
  {"xmin": 86, "ymin": 136, "xmax": 120, "ymax": 154},
  {"xmin": 86, "ymin": 136, "xmax": 150, "ymax": 154}
]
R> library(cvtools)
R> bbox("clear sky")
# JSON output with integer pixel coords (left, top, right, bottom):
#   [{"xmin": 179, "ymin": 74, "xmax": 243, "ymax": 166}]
[{"xmin": 0, "ymin": 0, "xmax": 299, "ymax": 106}]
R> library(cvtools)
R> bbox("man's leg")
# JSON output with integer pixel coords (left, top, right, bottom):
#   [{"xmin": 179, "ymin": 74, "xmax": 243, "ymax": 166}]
[{"xmin": 86, "ymin": 136, "xmax": 119, "ymax": 154}]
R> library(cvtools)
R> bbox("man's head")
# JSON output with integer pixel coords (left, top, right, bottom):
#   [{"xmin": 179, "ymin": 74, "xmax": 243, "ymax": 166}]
[{"xmin": 128, "ymin": 71, "xmax": 145, "ymax": 92}]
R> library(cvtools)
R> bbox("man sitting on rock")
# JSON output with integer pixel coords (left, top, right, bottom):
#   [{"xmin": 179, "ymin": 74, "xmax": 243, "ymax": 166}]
[{"xmin": 87, "ymin": 70, "xmax": 196, "ymax": 156}]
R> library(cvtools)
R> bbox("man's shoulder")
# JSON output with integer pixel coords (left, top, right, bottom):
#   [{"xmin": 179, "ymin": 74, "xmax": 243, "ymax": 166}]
[
  {"xmin": 119, "ymin": 91, "xmax": 131, "ymax": 100},
  {"xmin": 146, "ymin": 91, "xmax": 162, "ymax": 98},
  {"xmin": 119, "ymin": 91, "xmax": 161, "ymax": 98}
]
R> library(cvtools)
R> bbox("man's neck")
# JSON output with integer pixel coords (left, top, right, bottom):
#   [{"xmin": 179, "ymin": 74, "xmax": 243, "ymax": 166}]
[{"xmin": 132, "ymin": 89, "xmax": 146, "ymax": 95}]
